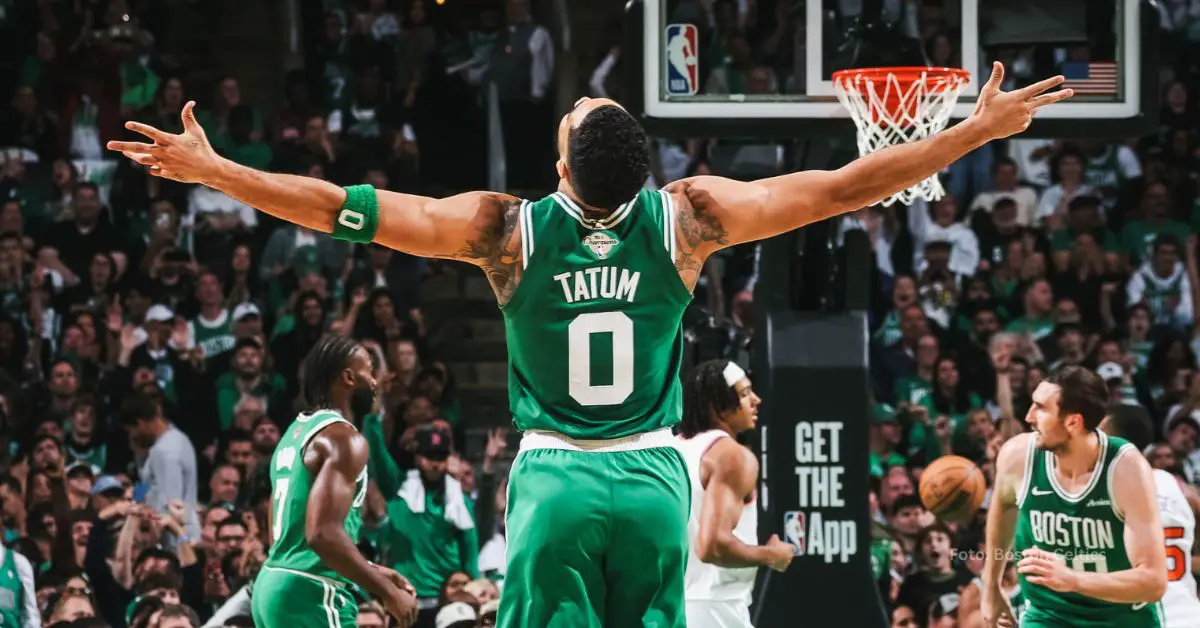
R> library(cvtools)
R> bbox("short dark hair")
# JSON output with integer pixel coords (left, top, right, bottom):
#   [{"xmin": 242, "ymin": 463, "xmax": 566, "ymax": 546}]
[
  {"xmin": 0, "ymin": 473, "xmax": 20, "ymax": 495},
  {"xmin": 159, "ymin": 604, "xmax": 201, "ymax": 628},
  {"xmin": 566, "ymin": 105, "xmax": 650, "ymax": 210},
  {"xmin": 301, "ymin": 335, "xmax": 362, "ymax": 410},
  {"xmin": 914, "ymin": 521, "xmax": 953, "ymax": 562},
  {"xmin": 73, "ymin": 181, "xmax": 100, "ymax": 197},
  {"xmin": 1103, "ymin": 404, "xmax": 1155, "ymax": 451},
  {"xmin": 1154, "ymin": 232, "xmax": 1181, "ymax": 255},
  {"xmin": 71, "ymin": 395, "xmax": 97, "ymax": 415},
  {"xmin": 891, "ymin": 493, "xmax": 925, "ymax": 515},
  {"xmin": 134, "ymin": 569, "xmax": 182, "ymax": 594},
  {"xmin": 992, "ymin": 197, "xmax": 1017, "ymax": 212},
  {"xmin": 1044, "ymin": 366, "xmax": 1108, "ymax": 431},
  {"xmin": 222, "ymin": 428, "xmax": 252, "ymax": 449},
  {"xmin": 213, "ymin": 462, "xmax": 242, "ymax": 480},
  {"xmin": 120, "ymin": 394, "xmax": 160, "ymax": 426},
  {"xmin": 992, "ymin": 156, "xmax": 1017, "ymax": 173},
  {"xmin": 678, "ymin": 360, "xmax": 742, "ymax": 438},
  {"xmin": 216, "ymin": 515, "xmax": 248, "ymax": 534}
]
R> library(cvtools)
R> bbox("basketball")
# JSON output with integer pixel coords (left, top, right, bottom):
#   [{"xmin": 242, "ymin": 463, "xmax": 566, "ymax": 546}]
[{"xmin": 919, "ymin": 455, "xmax": 987, "ymax": 523}]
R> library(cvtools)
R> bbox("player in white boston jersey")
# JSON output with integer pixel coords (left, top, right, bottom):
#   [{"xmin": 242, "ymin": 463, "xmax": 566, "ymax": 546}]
[
  {"xmin": 674, "ymin": 360, "xmax": 794, "ymax": 628},
  {"xmin": 1101, "ymin": 405, "xmax": 1200, "ymax": 628}
]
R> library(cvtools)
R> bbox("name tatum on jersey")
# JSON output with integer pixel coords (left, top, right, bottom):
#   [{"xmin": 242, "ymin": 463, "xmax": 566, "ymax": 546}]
[
  {"xmin": 553, "ymin": 267, "xmax": 642, "ymax": 304},
  {"xmin": 1013, "ymin": 430, "xmax": 1164, "ymax": 627},
  {"xmin": 501, "ymin": 189, "xmax": 692, "ymax": 440}
]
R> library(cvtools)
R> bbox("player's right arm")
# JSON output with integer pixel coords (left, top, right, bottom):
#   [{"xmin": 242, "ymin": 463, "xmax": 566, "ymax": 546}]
[
  {"xmin": 695, "ymin": 440, "xmax": 793, "ymax": 571},
  {"xmin": 1180, "ymin": 480, "xmax": 1200, "ymax": 577},
  {"xmin": 306, "ymin": 422, "xmax": 417, "ymax": 626},
  {"xmin": 106, "ymin": 104, "xmax": 525, "ymax": 301},
  {"xmin": 982, "ymin": 432, "xmax": 1032, "ymax": 627},
  {"xmin": 665, "ymin": 64, "xmax": 1071, "ymax": 279}
]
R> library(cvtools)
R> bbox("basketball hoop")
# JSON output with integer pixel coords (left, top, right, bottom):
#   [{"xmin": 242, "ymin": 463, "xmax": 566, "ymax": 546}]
[{"xmin": 832, "ymin": 67, "xmax": 971, "ymax": 207}]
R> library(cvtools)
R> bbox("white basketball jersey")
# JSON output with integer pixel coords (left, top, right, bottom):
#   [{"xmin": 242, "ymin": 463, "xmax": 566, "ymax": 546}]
[
  {"xmin": 1155, "ymin": 469, "xmax": 1200, "ymax": 628},
  {"xmin": 675, "ymin": 430, "xmax": 759, "ymax": 605}
]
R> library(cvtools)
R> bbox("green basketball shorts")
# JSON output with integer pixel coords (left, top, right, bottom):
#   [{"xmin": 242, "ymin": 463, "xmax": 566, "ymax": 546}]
[
  {"xmin": 497, "ymin": 429, "xmax": 691, "ymax": 628},
  {"xmin": 252, "ymin": 566, "xmax": 358, "ymax": 628},
  {"xmin": 1020, "ymin": 603, "xmax": 1163, "ymax": 628}
]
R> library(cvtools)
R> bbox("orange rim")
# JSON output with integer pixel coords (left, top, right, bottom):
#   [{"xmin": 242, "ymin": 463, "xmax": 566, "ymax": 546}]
[{"xmin": 832, "ymin": 66, "xmax": 971, "ymax": 93}]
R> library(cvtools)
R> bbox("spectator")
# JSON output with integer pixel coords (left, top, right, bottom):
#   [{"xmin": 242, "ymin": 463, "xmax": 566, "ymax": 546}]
[
  {"xmin": 45, "ymin": 589, "xmax": 94, "ymax": 624},
  {"xmin": 0, "ymin": 541, "xmax": 39, "ymax": 628},
  {"xmin": 157, "ymin": 604, "xmax": 202, "ymax": 628},
  {"xmin": 433, "ymin": 601, "xmax": 475, "ymax": 628},
  {"xmin": 213, "ymin": 339, "xmax": 287, "ymax": 432},
  {"xmin": 1126, "ymin": 233, "xmax": 1194, "ymax": 330},
  {"xmin": 384, "ymin": 425, "xmax": 477, "ymax": 628},
  {"xmin": 1036, "ymin": 149, "xmax": 1096, "ymax": 228},
  {"xmin": 869, "ymin": 404, "xmax": 906, "ymax": 478},
  {"xmin": 1121, "ymin": 181, "xmax": 1190, "ymax": 266},
  {"xmin": 355, "ymin": 601, "xmax": 388, "ymax": 628},
  {"xmin": 120, "ymin": 394, "xmax": 199, "ymax": 540},
  {"xmin": 206, "ymin": 465, "xmax": 240, "ymax": 507},
  {"xmin": 486, "ymin": 0, "xmax": 555, "ymax": 191},
  {"xmin": 185, "ymin": 273, "xmax": 235, "ymax": 359},
  {"xmin": 969, "ymin": 157, "xmax": 1039, "ymax": 227},
  {"xmin": 895, "ymin": 523, "xmax": 971, "ymax": 627}
]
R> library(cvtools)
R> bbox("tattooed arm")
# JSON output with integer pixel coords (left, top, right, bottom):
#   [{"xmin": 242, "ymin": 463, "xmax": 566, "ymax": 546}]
[
  {"xmin": 378, "ymin": 190, "xmax": 524, "ymax": 302},
  {"xmin": 103, "ymin": 101, "xmax": 526, "ymax": 302},
  {"xmin": 156, "ymin": 155, "xmax": 521, "ymax": 300}
]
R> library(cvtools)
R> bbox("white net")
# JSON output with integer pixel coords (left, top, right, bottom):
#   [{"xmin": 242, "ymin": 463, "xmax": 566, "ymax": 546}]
[{"xmin": 833, "ymin": 69, "xmax": 969, "ymax": 207}]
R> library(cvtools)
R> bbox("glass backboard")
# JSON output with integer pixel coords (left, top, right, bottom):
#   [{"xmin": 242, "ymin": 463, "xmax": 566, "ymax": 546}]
[{"xmin": 630, "ymin": 0, "xmax": 1158, "ymax": 138}]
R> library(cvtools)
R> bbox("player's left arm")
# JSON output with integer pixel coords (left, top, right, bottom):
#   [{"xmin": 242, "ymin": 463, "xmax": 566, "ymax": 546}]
[
  {"xmin": 1182, "ymin": 478, "xmax": 1200, "ymax": 520},
  {"xmin": 666, "ymin": 64, "xmax": 1070, "ymax": 267},
  {"xmin": 1075, "ymin": 450, "xmax": 1167, "ymax": 603}
]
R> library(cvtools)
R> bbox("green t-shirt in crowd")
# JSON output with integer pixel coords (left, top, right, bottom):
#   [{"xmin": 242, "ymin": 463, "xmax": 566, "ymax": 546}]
[
  {"xmin": 894, "ymin": 376, "xmax": 933, "ymax": 408},
  {"xmin": 1005, "ymin": 316, "xmax": 1055, "ymax": 342},
  {"xmin": 383, "ymin": 487, "xmax": 479, "ymax": 598},
  {"xmin": 1121, "ymin": 219, "xmax": 1191, "ymax": 265},
  {"xmin": 1049, "ymin": 227, "xmax": 1119, "ymax": 253},
  {"xmin": 908, "ymin": 391, "xmax": 985, "ymax": 462}
]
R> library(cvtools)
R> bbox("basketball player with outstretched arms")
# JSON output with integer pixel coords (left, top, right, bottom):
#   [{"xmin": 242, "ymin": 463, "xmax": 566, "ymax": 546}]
[
  {"xmin": 108, "ymin": 62, "xmax": 1070, "ymax": 628},
  {"xmin": 1099, "ymin": 405, "xmax": 1200, "ymax": 628},
  {"xmin": 674, "ymin": 360, "xmax": 793, "ymax": 628},
  {"xmin": 251, "ymin": 335, "xmax": 418, "ymax": 628},
  {"xmin": 983, "ymin": 366, "xmax": 1167, "ymax": 628}
]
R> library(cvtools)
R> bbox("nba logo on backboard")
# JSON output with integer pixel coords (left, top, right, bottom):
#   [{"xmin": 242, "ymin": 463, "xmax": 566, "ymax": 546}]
[
  {"xmin": 783, "ymin": 511, "xmax": 805, "ymax": 556},
  {"xmin": 664, "ymin": 24, "xmax": 698, "ymax": 96}
]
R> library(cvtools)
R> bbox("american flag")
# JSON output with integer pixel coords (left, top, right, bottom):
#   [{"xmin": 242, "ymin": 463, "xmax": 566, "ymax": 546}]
[{"xmin": 1060, "ymin": 61, "xmax": 1118, "ymax": 96}]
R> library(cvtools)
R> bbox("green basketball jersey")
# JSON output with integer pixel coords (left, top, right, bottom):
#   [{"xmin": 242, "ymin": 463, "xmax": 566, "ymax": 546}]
[
  {"xmin": 262, "ymin": 410, "xmax": 368, "ymax": 586},
  {"xmin": 501, "ymin": 189, "xmax": 692, "ymax": 440},
  {"xmin": 1013, "ymin": 430, "xmax": 1162, "ymax": 627},
  {"xmin": 190, "ymin": 310, "xmax": 235, "ymax": 357},
  {"xmin": 0, "ymin": 546, "xmax": 24, "ymax": 628}
]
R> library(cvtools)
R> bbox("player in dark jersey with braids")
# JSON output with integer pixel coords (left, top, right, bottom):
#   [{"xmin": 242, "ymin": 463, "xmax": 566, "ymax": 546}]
[{"xmin": 109, "ymin": 62, "xmax": 1071, "ymax": 628}]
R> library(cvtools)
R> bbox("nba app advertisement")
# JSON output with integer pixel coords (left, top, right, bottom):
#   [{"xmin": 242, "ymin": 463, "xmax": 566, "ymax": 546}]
[{"xmin": 782, "ymin": 422, "xmax": 857, "ymax": 564}]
